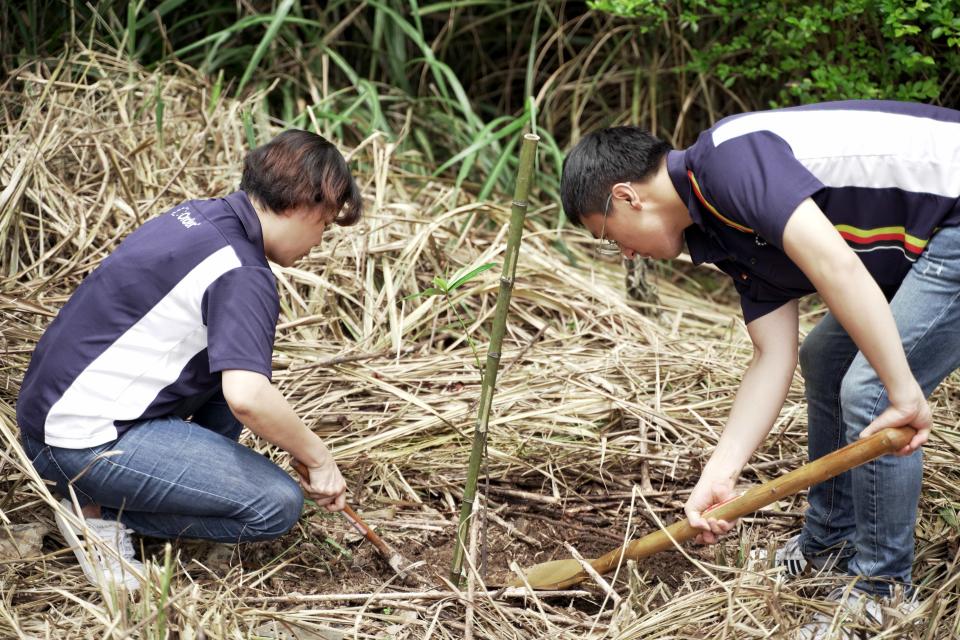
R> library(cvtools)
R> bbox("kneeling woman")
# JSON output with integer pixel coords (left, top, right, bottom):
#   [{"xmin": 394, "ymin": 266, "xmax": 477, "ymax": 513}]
[{"xmin": 18, "ymin": 130, "xmax": 361, "ymax": 590}]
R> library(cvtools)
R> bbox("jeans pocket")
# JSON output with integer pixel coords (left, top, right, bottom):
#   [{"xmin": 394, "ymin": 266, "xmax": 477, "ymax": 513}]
[{"xmin": 44, "ymin": 443, "xmax": 117, "ymax": 504}]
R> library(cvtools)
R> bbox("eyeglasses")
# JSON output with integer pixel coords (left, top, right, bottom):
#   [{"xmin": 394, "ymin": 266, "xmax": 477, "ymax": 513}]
[{"xmin": 596, "ymin": 193, "xmax": 622, "ymax": 257}]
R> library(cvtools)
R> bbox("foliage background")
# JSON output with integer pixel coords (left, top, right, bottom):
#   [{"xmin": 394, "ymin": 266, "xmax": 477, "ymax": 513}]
[{"xmin": 3, "ymin": 0, "xmax": 958, "ymax": 225}]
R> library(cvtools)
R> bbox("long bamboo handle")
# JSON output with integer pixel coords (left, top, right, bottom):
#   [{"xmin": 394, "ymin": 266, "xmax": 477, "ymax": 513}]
[
  {"xmin": 589, "ymin": 426, "xmax": 916, "ymax": 575},
  {"xmin": 291, "ymin": 460, "xmax": 394, "ymax": 558}
]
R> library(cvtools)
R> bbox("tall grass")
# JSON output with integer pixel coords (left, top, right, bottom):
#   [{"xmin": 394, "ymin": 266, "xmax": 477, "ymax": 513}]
[{"xmin": 0, "ymin": 0, "xmax": 764, "ymax": 228}]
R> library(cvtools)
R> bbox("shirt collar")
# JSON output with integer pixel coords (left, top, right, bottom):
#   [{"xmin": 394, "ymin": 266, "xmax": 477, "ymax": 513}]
[
  {"xmin": 666, "ymin": 149, "xmax": 703, "ymax": 226},
  {"xmin": 224, "ymin": 191, "xmax": 264, "ymax": 251},
  {"xmin": 669, "ymin": 148, "xmax": 717, "ymax": 264}
]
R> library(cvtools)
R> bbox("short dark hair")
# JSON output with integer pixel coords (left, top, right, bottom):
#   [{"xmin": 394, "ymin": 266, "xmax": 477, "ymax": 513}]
[
  {"xmin": 240, "ymin": 130, "xmax": 363, "ymax": 226},
  {"xmin": 560, "ymin": 126, "xmax": 671, "ymax": 226}
]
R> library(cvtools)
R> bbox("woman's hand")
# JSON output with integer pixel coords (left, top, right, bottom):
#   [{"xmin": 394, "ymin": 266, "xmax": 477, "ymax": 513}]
[
  {"xmin": 684, "ymin": 474, "xmax": 738, "ymax": 544},
  {"xmin": 859, "ymin": 382, "xmax": 931, "ymax": 455},
  {"xmin": 293, "ymin": 458, "xmax": 347, "ymax": 512}
]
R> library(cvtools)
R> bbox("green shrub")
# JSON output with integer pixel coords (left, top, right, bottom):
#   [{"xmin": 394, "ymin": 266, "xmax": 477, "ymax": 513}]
[{"xmin": 589, "ymin": 0, "xmax": 960, "ymax": 106}]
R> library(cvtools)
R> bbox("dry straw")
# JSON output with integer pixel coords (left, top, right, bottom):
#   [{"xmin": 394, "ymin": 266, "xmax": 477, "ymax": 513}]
[{"xmin": 1, "ymin": 49, "xmax": 959, "ymax": 638}]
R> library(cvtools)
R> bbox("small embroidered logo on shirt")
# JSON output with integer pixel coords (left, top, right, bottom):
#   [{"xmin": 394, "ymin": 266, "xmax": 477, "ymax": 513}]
[{"xmin": 171, "ymin": 207, "xmax": 200, "ymax": 228}]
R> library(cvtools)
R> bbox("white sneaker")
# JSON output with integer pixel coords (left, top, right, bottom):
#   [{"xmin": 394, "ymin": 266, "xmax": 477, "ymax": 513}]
[
  {"xmin": 796, "ymin": 585, "xmax": 920, "ymax": 639},
  {"xmin": 54, "ymin": 499, "xmax": 144, "ymax": 591}
]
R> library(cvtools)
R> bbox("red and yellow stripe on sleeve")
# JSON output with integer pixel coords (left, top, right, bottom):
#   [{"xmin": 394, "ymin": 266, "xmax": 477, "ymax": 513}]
[
  {"xmin": 834, "ymin": 224, "xmax": 927, "ymax": 255},
  {"xmin": 687, "ymin": 170, "xmax": 929, "ymax": 256}
]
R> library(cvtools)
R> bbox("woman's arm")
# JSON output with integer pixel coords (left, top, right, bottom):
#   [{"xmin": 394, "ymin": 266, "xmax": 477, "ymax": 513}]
[{"xmin": 221, "ymin": 369, "xmax": 347, "ymax": 511}]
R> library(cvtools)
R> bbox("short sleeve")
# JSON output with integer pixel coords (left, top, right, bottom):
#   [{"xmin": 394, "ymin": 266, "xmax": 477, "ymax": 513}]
[
  {"xmin": 202, "ymin": 266, "xmax": 279, "ymax": 378},
  {"xmin": 733, "ymin": 277, "xmax": 792, "ymax": 324},
  {"xmin": 697, "ymin": 131, "xmax": 824, "ymax": 248}
]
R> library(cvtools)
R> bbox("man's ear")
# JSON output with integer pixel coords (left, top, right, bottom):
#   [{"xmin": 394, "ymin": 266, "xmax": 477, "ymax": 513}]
[{"xmin": 611, "ymin": 182, "xmax": 641, "ymax": 208}]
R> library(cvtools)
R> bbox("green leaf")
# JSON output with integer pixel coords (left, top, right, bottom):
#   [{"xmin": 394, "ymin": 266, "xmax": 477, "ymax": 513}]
[
  {"xmin": 447, "ymin": 263, "xmax": 496, "ymax": 292},
  {"xmin": 403, "ymin": 287, "xmax": 443, "ymax": 300},
  {"xmin": 940, "ymin": 507, "xmax": 959, "ymax": 529},
  {"xmin": 433, "ymin": 276, "xmax": 449, "ymax": 291}
]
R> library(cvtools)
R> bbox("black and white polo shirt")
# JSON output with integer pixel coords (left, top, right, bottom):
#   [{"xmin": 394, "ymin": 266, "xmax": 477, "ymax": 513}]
[{"xmin": 18, "ymin": 191, "xmax": 279, "ymax": 448}]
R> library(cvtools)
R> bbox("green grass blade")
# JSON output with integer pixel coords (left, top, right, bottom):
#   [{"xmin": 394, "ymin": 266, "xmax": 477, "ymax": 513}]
[
  {"xmin": 155, "ymin": 78, "xmax": 165, "ymax": 146},
  {"xmin": 135, "ymin": 0, "xmax": 191, "ymax": 29},
  {"xmin": 433, "ymin": 112, "xmax": 529, "ymax": 176},
  {"xmin": 478, "ymin": 134, "xmax": 519, "ymax": 200},
  {"xmin": 208, "ymin": 69, "xmax": 224, "ymax": 113},
  {"xmin": 170, "ymin": 13, "xmax": 322, "ymax": 63},
  {"xmin": 243, "ymin": 109, "xmax": 256, "ymax": 149},
  {"xmin": 366, "ymin": 0, "xmax": 481, "ymax": 128},
  {"xmin": 236, "ymin": 0, "xmax": 296, "ymax": 94}
]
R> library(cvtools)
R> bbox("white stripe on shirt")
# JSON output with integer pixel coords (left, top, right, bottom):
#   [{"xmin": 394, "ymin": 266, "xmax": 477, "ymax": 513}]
[
  {"xmin": 44, "ymin": 246, "xmax": 241, "ymax": 448},
  {"xmin": 712, "ymin": 109, "xmax": 960, "ymax": 196}
]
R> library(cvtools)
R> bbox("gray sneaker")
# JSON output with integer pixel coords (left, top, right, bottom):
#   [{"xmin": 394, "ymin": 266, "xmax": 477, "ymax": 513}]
[
  {"xmin": 752, "ymin": 534, "xmax": 850, "ymax": 577},
  {"xmin": 796, "ymin": 585, "xmax": 920, "ymax": 639}
]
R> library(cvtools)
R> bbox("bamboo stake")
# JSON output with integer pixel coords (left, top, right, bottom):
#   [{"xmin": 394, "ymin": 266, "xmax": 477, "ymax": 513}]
[{"xmin": 450, "ymin": 133, "xmax": 539, "ymax": 584}]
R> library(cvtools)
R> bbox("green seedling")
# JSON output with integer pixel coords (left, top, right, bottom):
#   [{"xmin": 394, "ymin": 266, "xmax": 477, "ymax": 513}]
[{"xmin": 405, "ymin": 262, "xmax": 496, "ymax": 372}]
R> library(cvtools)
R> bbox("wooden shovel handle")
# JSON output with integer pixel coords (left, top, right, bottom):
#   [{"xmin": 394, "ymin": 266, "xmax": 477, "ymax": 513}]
[
  {"xmin": 291, "ymin": 459, "xmax": 394, "ymax": 559},
  {"xmin": 589, "ymin": 426, "xmax": 916, "ymax": 576}
]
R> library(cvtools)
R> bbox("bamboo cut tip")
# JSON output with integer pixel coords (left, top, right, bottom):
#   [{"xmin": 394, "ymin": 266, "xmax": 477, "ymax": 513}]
[
  {"xmin": 523, "ymin": 133, "xmax": 540, "ymax": 141},
  {"xmin": 509, "ymin": 559, "xmax": 586, "ymax": 590}
]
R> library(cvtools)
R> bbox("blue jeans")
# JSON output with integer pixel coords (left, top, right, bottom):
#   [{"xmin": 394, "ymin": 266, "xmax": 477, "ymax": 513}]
[
  {"xmin": 21, "ymin": 391, "xmax": 303, "ymax": 542},
  {"xmin": 797, "ymin": 224, "xmax": 960, "ymax": 596}
]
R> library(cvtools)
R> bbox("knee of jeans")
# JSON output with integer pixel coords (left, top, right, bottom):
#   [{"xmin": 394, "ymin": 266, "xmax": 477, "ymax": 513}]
[
  {"xmin": 799, "ymin": 332, "xmax": 828, "ymax": 379},
  {"xmin": 839, "ymin": 363, "xmax": 883, "ymax": 436},
  {"xmin": 250, "ymin": 476, "xmax": 304, "ymax": 539}
]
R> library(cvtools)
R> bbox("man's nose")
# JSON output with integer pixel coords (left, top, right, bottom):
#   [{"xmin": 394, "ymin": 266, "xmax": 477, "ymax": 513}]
[{"xmin": 621, "ymin": 247, "xmax": 636, "ymax": 260}]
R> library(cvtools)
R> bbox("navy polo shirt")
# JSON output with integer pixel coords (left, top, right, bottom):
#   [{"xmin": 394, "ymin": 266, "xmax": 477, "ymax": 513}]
[
  {"xmin": 669, "ymin": 100, "xmax": 960, "ymax": 323},
  {"xmin": 17, "ymin": 191, "xmax": 280, "ymax": 448}
]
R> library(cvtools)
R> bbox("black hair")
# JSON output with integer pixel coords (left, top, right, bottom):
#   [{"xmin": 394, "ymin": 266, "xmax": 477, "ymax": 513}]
[
  {"xmin": 560, "ymin": 126, "xmax": 671, "ymax": 226},
  {"xmin": 240, "ymin": 130, "xmax": 363, "ymax": 226}
]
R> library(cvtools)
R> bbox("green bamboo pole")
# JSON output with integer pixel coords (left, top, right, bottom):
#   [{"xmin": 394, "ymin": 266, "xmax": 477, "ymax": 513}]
[{"xmin": 450, "ymin": 133, "xmax": 539, "ymax": 584}]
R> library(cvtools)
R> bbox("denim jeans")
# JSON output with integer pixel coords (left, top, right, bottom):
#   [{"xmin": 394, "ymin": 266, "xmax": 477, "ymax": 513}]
[
  {"xmin": 797, "ymin": 224, "xmax": 960, "ymax": 596},
  {"xmin": 21, "ymin": 391, "xmax": 303, "ymax": 542}
]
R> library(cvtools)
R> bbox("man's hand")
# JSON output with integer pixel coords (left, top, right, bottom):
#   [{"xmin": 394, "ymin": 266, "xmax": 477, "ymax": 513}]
[
  {"xmin": 293, "ymin": 458, "xmax": 347, "ymax": 512},
  {"xmin": 684, "ymin": 474, "xmax": 738, "ymax": 544},
  {"xmin": 859, "ymin": 382, "xmax": 931, "ymax": 455}
]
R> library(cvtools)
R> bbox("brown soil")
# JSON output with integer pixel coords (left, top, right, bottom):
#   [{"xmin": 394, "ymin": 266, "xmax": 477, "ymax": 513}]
[{"xmin": 145, "ymin": 492, "xmax": 703, "ymax": 604}]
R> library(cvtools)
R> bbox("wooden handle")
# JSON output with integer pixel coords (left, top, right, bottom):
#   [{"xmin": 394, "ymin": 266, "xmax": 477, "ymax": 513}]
[
  {"xmin": 291, "ymin": 459, "xmax": 394, "ymax": 559},
  {"xmin": 589, "ymin": 426, "xmax": 916, "ymax": 575}
]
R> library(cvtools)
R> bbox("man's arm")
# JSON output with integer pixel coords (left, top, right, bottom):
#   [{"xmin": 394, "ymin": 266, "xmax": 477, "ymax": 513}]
[
  {"xmin": 782, "ymin": 198, "xmax": 931, "ymax": 453},
  {"xmin": 221, "ymin": 369, "xmax": 347, "ymax": 511},
  {"xmin": 685, "ymin": 300, "xmax": 799, "ymax": 542}
]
